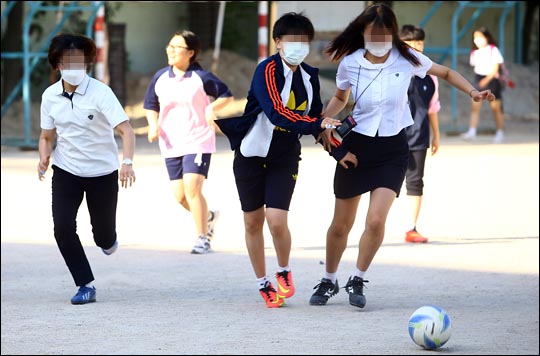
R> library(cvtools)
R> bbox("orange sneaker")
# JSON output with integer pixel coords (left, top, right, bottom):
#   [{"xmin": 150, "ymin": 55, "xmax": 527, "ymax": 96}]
[
  {"xmin": 259, "ymin": 281, "xmax": 284, "ymax": 308},
  {"xmin": 276, "ymin": 270, "xmax": 295, "ymax": 299},
  {"xmin": 405, "ymin": 229, "xmax": 428, "ymax": 243}
]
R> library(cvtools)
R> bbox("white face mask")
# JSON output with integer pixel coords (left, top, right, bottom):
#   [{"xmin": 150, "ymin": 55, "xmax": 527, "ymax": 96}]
[
  {"xmin": 365, "ymin": 41, "xmax": 393, "ymax": 57},
  {"xmin": 61, "ymin": 69, "xmax": 86, "ymax": 86},
  {"xmin": 281, "ymin": 42, "xmax": 310, "ymax": 66},
  {"xmin": 474, "ymin": 38, "xmax": 488, "ymax": 48}
]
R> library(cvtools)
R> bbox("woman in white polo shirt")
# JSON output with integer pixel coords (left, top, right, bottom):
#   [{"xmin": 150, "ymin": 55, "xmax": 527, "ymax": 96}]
[
  {"xmin": 38, "ymin": 33, "xmax": 136, "ymax": 305},
  {"xmin": 309, "ymin": 3, "xmax": 495, "ymax": 309}
]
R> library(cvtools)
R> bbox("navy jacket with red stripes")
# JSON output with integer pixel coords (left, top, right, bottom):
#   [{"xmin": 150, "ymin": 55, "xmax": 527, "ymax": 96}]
[{"xmin": 216, "ymin": 53, "xmax": 324, "ymax": 148}]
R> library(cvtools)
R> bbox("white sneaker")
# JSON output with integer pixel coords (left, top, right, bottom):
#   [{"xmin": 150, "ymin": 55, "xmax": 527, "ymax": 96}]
[
  {"xmin": 493, "ymin": 131, "xmax": 504, "ymax": 144},
  {"xmin": 191, "ymin": 236, "xmax": 211, "ymax": 254},
  {"xmin": 207, "ymin": 210, "xmax": 220, "ymax": 240},
  {"xmin": 461, "ymin": 132, "xmax": 476, "ymax": 141}
]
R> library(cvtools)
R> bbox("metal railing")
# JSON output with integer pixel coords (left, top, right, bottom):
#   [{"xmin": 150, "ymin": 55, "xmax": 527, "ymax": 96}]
[
  {"xmin": 1, "ymin": 1, "xmax": 104, "ymax": 148},
  {"xmin": 418, "ymin": 1, "xmax": 522, "ymax": 132}
]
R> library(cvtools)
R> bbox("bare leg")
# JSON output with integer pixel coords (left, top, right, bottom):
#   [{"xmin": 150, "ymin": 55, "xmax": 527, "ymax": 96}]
[
  {"xmin": 408, "ymin": 195, "xmax": 422, "ymax": 229},
  {"xmin": 265, "ymin": 208, "xmax": 291, "ymax": 269},
  {"xmin": 490, "ymin": 99, "xmax": 504, "ymax": 131},
  {"xmin": 357, "ymin": 188, "xmax": 396, "ymax": 271},
  {"xmin": 468, "ymin": 100, "xmax": 483, "ymax": 131},
  {"xmin": 325, "ymin": 196, "xmax": 361, "ymax": 273},
  {"xmin": 244, "ymin": 207, "xmax": 266, "ymax": 278},
  {"xmin": 182, "ymin": 173, "xmax": 208, "ymax": 236}
]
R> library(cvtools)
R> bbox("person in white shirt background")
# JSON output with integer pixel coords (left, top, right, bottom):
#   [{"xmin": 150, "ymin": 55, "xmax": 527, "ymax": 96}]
[
  {"xmin": 38, "ymin": 33, "xmax": 136, "ymax": 305},
  {"xmin": 462, "ymin": 26, "xmax": 506, "ymax": 144},
  {"xmin": 309, "ymin": 3, "xmax": 494, "ymax": 309}
]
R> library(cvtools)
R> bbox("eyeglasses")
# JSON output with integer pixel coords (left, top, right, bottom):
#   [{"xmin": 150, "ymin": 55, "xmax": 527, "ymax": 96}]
[{"xmin": 166, "ymin": 45, "xmax": 189, "ymax": 51}]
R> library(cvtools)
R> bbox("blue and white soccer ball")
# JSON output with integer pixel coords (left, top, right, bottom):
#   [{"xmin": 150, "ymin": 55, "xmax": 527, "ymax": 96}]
[{"xmin": 408, "ymin": 305, "xmax": 452, "ymax": 350}]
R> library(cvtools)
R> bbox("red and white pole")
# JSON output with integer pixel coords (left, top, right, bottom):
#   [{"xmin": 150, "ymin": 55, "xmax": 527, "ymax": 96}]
[
  {"xmin": 258, "ymin": 1, "xmax": 268, "ymax": 63},
  {"xmin": 94, "ymin": 1, "xmax": 108, "ymax": 84}
]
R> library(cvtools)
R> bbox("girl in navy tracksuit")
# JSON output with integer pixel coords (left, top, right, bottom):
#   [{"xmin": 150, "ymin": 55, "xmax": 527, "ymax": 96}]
[{"xmin": 216, "ymin": 12, "xmax": 339, "ymax": 308}]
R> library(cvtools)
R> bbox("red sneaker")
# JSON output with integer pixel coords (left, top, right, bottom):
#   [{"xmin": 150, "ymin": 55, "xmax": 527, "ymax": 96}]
[
  {"xmin": 259, "ymin": 282, "xmax": 284, "ymax": 308},
  {"xmin": 276, "ymin": 270, "xmax": 295, "ymax": 299},
  {"xmin": 405, "ymin": 229, "xmax": 428, "ymax": 243}
]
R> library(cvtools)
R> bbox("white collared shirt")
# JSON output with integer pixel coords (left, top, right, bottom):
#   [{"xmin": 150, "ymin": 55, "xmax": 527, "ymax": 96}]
[
  {"xmin": 336, "ymin": 48, "xmax": 433, "ymax": 137},
  {"xmin": 40, "ymin": 75, "xmax": 129, "ymax": 177}
]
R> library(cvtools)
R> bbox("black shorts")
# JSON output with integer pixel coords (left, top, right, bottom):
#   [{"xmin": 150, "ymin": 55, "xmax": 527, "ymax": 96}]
[
  {"xmin": 475, "ymin": 74, "xmax": 503, "ymax": 100},
  {"xmin": 334, "ymin": 130, "xmax": 409, "ymax": 199},
  {"xmin": 233, "ymin": 131, "xmax": 301, "ymax": 212},
  {"xmin": 165, "ymin": 153, "xmax": 211, "ymax": 180}
]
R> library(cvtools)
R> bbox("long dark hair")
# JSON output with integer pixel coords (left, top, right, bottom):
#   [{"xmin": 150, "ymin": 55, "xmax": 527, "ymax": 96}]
[
  {"xmin": 472, "ymin": 26, "xmax": 498, "ymax": 50},
  {"xmin": 325, "ymin": 3, "xmax": 420, "ymax": 66}
]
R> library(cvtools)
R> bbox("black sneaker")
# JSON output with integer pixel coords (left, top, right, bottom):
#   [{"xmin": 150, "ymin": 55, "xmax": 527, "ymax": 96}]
[
  {"xmin": 344, "ymin": 276, "xmax": 369, "ymax": 308},
  {"xmin": 309, "ymin": 278, "xmax": 339, "ymax": 305}
]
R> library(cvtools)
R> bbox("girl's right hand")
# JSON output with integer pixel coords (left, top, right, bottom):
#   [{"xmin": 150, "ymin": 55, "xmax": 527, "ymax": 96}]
[
  {"xmin": 339, "ymin": 151, "xmax": 358, "ymax": 169},
  {"xmin": 37, "ymin": 160, "xmax": 49, "ymax": 181}
]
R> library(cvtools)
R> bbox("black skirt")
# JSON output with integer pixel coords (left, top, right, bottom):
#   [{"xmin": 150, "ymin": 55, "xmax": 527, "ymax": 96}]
[{"xmin": 334, "ymin": 129, "xmax": 409, "ymax": 199}]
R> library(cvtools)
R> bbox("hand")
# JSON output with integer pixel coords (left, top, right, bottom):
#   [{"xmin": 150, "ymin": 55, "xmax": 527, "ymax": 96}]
[
  {"xmin": 472, "ymin": 89, "xmax": 495, "ymax": 102},
  {"xmin": 338, "ymin": 151, "xmax": 358, "ymax": 169},
  {"xmin": 119, "ymin": 165, "xmax": 136, "ymax": 188},
  {"xmin": 37, "ymin": 160, "xmax": 49, "ymax": 181},
  {"xmin": 431, "ymin": 137, "xmax": 440, "ymax": 155},
  {"xmin": 205, "ymin": 106, "xmax": 217, "ymax": 128},
  {"xmin": 147, "ymin": 126, "xmax": 159, "ymax": 143},
  {"xmin": 320, "ymin": 117, "xmax": 341, "ymax": 130},
  {"xmin": 316, "ymin": 129, "xmax": 340, "ymax": 152}
]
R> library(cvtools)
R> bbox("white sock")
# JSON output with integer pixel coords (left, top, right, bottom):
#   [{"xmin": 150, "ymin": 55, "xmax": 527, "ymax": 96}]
[
  {"xmin": 324, "ymin": 272, "xmax": 338, "ymax": 284},
  {"xmin": 496, "ymin": 129, "xmax": 504, "ymax": 135},
  {"xmin": 277, "ymin": 265, "xmax": 290, "ymax": 273},
  {"xmin": 85, "ymin": 283, "xmax": 94, "ymax": 289},
  {"xmin": 468, "ymin": 127, "xmax": 477, "ymax": 136},
  {"xmin": 257, "ymin": 276, "xmax": 269, "ymax": 289},
  {"xmin": 351, "ymin": 267, "xmax": 366, "ymax": 280}
]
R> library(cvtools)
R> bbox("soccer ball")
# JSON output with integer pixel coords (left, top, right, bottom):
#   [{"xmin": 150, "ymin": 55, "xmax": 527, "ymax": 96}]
[{"xmin": 408, "ymin": 305, "xmax": 452, "ymax": 350}]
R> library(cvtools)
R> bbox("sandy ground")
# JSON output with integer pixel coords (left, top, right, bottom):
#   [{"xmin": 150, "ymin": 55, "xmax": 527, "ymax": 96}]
[{"xmin": 1, "ymin": 118, "xmax": 539, "ymax": 355}]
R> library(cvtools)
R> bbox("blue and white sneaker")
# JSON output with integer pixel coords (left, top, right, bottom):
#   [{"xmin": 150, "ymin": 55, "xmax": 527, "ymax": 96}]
[
  {"xmin": 102, "ymin": 240, "xmax": 118, "ymax": 255},
  {"xmin": 191, "ymin": 236, "xmax": 211, "ymax": 254},
  {"xmin": 70, "ymin": 286, "xmax": 96, "ymax": 305}
]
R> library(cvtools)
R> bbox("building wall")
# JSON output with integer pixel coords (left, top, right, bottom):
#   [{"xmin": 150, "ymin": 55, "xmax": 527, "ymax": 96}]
[
  {"xmin": 111, "ymin": 2, "xmax": 189, "ymax": 75},
  {"xmin": 109, "ymin": 1, "xmax": 525, "ymax": 74}
]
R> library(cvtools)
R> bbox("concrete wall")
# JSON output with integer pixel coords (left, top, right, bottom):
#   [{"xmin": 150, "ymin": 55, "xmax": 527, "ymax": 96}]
[
  {"xmin": 16, "ymin": 1, "xmax": 523, "ymax": 76},
  {"xmin": 110, "ymin": 2, "xmax": 189, "ymax": 75}
]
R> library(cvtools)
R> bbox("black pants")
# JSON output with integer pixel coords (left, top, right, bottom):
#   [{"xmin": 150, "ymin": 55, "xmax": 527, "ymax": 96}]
[
  {"xmin": 51, "ymin": 165, "xmax": 118, "ymax": 286},
  {"xmin": 405, "ymin": 149, "xmax": 427, "ymax": 196}
]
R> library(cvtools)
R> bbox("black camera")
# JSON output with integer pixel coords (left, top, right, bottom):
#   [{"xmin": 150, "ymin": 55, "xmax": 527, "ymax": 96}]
[{"xmin": 335, "ymin": 115, "xmax": 357, "ymax": 139}]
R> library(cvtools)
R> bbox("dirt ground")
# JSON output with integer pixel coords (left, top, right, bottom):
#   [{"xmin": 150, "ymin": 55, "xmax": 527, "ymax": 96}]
[
  {"xmin": 1, "ymin": 116, "xmax": 539, "ymax": 354},
  {"xmin": 1, "ymin": 49, "xmax": 539, "ymax": 355}
]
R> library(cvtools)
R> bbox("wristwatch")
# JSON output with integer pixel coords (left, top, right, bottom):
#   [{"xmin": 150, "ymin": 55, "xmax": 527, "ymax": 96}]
[{"xmin": 122, "ymin": 158, "xmax": 133, "ymax": 165}]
